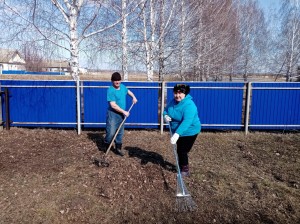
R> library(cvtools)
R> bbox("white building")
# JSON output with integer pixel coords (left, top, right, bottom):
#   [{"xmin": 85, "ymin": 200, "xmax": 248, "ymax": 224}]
[
  {"xmin": 42, "ymin": 60, "xmax": 71, "ymax": 75},
  {"xmin": 0, "ymin": 49, "xmax": 26, "ymax": 73}
]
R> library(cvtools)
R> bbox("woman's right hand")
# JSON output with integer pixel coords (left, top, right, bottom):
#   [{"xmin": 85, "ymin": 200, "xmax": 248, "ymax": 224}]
[{"xmin": 164, "ymin": 115, "xmax": 172, "ymax": 122}]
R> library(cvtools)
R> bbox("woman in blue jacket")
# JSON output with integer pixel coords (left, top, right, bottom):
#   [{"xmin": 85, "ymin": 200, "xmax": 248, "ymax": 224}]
[{"xmin": 163, "ymin": 84, "xmax": 201, "ymax": 177}]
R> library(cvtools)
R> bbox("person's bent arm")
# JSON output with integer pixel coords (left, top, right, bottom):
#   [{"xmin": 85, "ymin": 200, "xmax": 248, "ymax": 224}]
[
  {"xmin": 109, "ymin": 101, "xmax": 129, "ymax": 117},
  {"xmin": 128, "ymin": 90, "xmax": 138, "ymax": 104}
]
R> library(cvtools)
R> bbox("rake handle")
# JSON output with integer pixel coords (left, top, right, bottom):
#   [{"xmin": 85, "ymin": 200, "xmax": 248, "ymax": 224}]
[
  {"xmin": 168, "ymin": 123, "xmax": 186, "ymax": 195},
  {"xmin": 168, "ymin": 123, "xmax": 181, "ymax": 172},
  {"xmin": 105, "ymin": 103, "xmax": 135, "ymax": 156}
]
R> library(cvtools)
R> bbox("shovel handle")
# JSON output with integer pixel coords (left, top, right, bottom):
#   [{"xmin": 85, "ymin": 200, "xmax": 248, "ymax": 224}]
[{"xmin": 105, "ymin": 103, "xmax": 135, "ymax": 156}]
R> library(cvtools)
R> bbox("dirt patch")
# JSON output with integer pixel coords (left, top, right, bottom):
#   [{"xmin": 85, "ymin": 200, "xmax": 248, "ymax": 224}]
[{"xmin": 0, "ymin": 128, "xmax": 299, "ymax": 223}]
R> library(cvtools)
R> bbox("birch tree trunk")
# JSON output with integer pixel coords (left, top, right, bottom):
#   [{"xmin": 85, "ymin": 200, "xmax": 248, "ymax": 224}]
[
  {"xmin": 142, "ymin": 0, "xmax": 154, "ymax": 81},
  {"xmin": 179, "ymin": 0, "xmax": 186, "ymax": 81},
  {"xmin": 280, "ymin": 0, "xmax": 300, "ymax": 81},
  {"xmin": 158, "ymin": 0, "xmax": 165, "ymax": 81},
  {"xmin": 122, "ymin": 0, "xmax": 129, "ymax": 81},
  {"xmin": 67, "ymin": 1, "xmax": 81, "ymax": 80},
  {"xmin": 235, "ymin": 0, "xmax": 268, "ymax": 81},
  {"xmin": 1, "ymin": 0, "xmax": 144, "ymax": 81}
]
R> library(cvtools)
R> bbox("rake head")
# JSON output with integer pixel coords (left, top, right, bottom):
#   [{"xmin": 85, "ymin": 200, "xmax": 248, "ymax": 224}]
[
  {"xmin": 93, "ymin": 158, "xmax": 110, "ymax": 168},
  {"xmin": 176, "ymin": 196, "xmax": 198, "ymax": 212},
  {"xmin": 175, "ymin": 173, "xmax": 197, "ymax": 212}
]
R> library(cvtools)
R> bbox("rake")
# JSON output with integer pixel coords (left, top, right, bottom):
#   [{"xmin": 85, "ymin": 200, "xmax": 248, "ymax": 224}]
[
  {"xmin": 168, "ymin": 123, "xmax": 197, "ymax": 212},
  {"xmin": 97, "ymin": 103, "xmax": 135, "ymax": 167}
]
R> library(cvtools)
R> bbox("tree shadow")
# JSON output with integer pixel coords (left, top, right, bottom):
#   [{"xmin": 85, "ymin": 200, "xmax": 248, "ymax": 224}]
[{"xmin": 125, "ymin": 146, "xmax": 177, "ymax": 173}]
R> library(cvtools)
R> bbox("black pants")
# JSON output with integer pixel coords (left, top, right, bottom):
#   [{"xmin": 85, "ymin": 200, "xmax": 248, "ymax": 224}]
[{"xmin": 176, "ymin": 134, "xmax": 198, "ymax": 168}]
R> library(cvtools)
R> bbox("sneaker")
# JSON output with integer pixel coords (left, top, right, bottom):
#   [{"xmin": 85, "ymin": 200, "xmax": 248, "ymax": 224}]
[
  {"xmin": 104, "ymin": 143, "xmax": 110, "ymax": 153},
  {"xmin": 181, "ymin": 171, "xmax": 190, "ymax": 177},
  {"xmin": 180, "ymin": 165, "xmax": 190, "ymax": 177}
]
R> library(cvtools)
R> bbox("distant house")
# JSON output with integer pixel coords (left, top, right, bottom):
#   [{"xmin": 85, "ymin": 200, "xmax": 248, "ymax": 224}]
[
  {"xmin": 42, "ymin": 60, "xmax": 88, "ymax": 76},
  {"xmin": 42, "ymin": 60, "xmax": 71, "ymax": 75},
  {"xmin": 0, "ymin": 49, "xmax": 26, "ymax": 73},
  {"xmin": 0, "ymin": 49, "xmax": 86, "ymax": 76}
]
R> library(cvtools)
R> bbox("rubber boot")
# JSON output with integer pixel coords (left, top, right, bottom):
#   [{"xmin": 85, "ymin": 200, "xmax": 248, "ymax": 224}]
[
  {"xmin": 180, "ymin": 165, "xmax": 190, "ymax": 177},
  {"xmin": 104, "ymin": 143, "xmax": 110, "ymax": 153},
  {"xmin": 115, "ymin": 143, "xmax": 125, "ymax": 156}
]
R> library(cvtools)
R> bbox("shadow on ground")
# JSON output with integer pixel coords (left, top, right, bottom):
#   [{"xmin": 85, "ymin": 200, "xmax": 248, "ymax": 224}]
[
  {"xmin": 87, "ymin": 132, "xmax": 106, "ymax": 152},
  {"xmin": 125, "ymin": 146, "xmax": 176, "ymax": 173},
  {"xmin": 87, "ymin": 132, "xmax": 176, "ymax": 172},
  {"xmin": 87, "ymin": 132, "xmax": 120, "ymax": 154}
]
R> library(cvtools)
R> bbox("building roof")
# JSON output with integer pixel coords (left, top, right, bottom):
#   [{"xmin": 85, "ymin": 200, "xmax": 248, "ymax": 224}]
[
  {"xmin": 42, "ymin": 60, "xmax": 70, "ymax": 68},
  {"xmin": 0, "ymin": 49, "xmax": 25, "ymax": 64}
]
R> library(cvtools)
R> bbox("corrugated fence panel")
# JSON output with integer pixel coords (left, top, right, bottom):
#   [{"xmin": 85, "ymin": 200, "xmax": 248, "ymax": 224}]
[
  {"xmin": 0, "ymin": 80, "xmax": 76, "ymax": 127},
  {"xmin": 166, "ymin": 82, "xmax": 245, "ymax": 129},
  {"xmin": 82, "ymin": 81, "xmax": 109, "ymax": 128},
  {"xmin": 1, "ymin": 80, "xmax": 299, "ymax": 131},
  {"xmin": 124, "ymin": 82, "xmax": 160, "ymax": 128},
  {"xmin": 83, "ymin": 81, "xmax": 160, "ymax": 128},
  {"xmin": 250, "ymin": 82, "xmax": 300, "ymax": 130}
]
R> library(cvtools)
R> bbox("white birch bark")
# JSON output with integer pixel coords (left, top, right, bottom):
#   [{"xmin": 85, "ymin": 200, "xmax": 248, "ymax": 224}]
[
  {"xmin": 2, "ymin": 0, "xmax": 144, "ymax": 80},
  {"xmin": 141, "ymin": 0, "xmax": 154, "ymax": 81},
  {"xmin": 140, "ymin": 0, "xmax": 178, "ymax": 81},
  {"xmin": 122, "ymin": 0, "xmax": 129, "ymax": 81},
  {"xmin": 158, "ymin": 0, "xmax": 165, "ymax": 81},
  {"xmin": 66, "ymin": 0, "xmax": 82, "ymax": 80},
  {"xmin": 280, "ymin": 0, "xmax": 300, "ymax": 81},
  {"xmin": 179, "ymin": 0, "xmax": 185, "ymax": 80}
]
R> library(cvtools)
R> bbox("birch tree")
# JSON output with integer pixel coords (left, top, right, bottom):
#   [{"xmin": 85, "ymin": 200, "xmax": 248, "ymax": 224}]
[
  {"xmin": 189, "ymin": 0, "xmax": 239, "ymax": 81},
  {"xmin": 157, "ymin": 0, "xmax": 165, "ymax": 80},
  {"xmin": 236, "ymin": 0, "xmax": 268, "ymax": 81},
  {"xmin": 121, "ymin": 0, "xmax": 129, "ymax": 80},
  {"xmin": 136, "ymin": 0, "xmax": 178, "ymax": 81},
  {"xmin": 278, "ymin": 0, "xmax": 300, "ymax": 81},
  {"xmin": 0, "ymin": 0, "xmax": 142, "ymax": 80},
  {"xmin": 21, "ymin": 42, "xmax": 46, "ymax": 72},
  {"xmin": 177, "ymin": 0, "xmax": 198, "ymax": 80},
  {"xmin": 108, "ymin": 0, "xmax": 143, "ymax": 81}
]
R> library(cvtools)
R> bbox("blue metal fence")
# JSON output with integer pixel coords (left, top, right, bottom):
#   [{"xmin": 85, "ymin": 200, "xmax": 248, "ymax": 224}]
[
  {"xmin": 250, "ymin": 82, "xmax": 300, "ymax": 130},
  {"xmin": 1, "ymin": 80, "xmax": 76, "ymax": 127},
  {"xmin": 0, "ymin": 80, "xmax": 299, "ymax": 132},
  {"xmin": 2, "ymin": 70, "xmax": 65, "ymax": 75},
  {"xmin": 166, "ymin": 82, "xmax": 245, "ymax": 129},
  {"xmin": 82, "ymin": 81, "xmax": 160, "ymax": 128}
]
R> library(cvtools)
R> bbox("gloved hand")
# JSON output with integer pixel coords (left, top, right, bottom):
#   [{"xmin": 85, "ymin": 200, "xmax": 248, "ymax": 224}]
[
  {"xmin": 164, "ymin": 115, "xmax": 172, "ymax": 123},
  {"xmin": 170, "ymin": 133, "xmax": 179, "ymax": 145}
]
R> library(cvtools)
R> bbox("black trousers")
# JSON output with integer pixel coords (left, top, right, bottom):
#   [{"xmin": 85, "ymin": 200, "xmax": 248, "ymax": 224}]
[{"xmin": 176, "ymin": 134, "xmax": 198, "ymax": 168}]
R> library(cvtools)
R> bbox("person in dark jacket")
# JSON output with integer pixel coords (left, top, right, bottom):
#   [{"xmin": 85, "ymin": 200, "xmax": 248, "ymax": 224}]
[
  {"xmin": 163, "ymin": 84, "xmax": 201, "ymax": 177},
  {"xmin": 105, "ymin": 72, "xmax": 138, "ymax": 156}
]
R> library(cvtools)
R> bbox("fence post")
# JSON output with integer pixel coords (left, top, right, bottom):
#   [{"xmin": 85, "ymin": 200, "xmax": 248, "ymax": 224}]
[
  {"xmin": 245, "ymin": 82, "xmax": 252, "ymax": 134},
  {"xmin": 160, "ymin": 81, "xmax": 165, "ymax": 134},
  {"xmin": 0, "ymin": 82, "xmax": 3, "ymax": 131},
  {"xmin": 76, "ymin": 79, "xmax": 81, "ymax": 135}
]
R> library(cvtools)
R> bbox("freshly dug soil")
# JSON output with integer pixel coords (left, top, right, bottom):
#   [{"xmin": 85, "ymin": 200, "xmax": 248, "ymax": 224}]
[{"xmin": 0, "ymin": 128, "xmax": 299, "ymax": 223}]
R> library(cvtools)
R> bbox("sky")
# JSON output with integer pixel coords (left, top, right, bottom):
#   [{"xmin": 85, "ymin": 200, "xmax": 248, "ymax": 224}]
[
  {"xmin": 1, "ymin": 0, "xmax": 284, "ymax": 71},
  {"xmin": 258, "ymin": 0, "xmax": 281, "ymax": 15},
  {"xmin": 85, "ymin": 0, "xmax": 284, "ymax": 70}
]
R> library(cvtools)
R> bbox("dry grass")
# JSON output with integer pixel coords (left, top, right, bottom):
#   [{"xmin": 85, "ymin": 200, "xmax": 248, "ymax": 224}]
[{"xmin": 0, "ymin": 72, "xmax": 286, "ymax": 82}]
